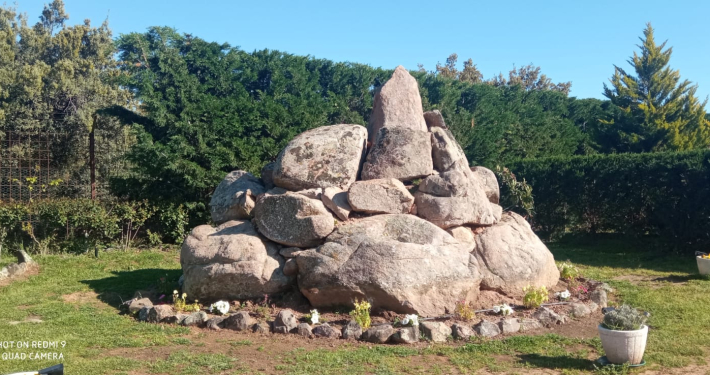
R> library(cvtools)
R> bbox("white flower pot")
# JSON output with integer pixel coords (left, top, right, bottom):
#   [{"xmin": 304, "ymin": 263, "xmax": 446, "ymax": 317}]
[
  {"xmin": 697, "ymin": 256, "xmax": 710, "ymax": 276},
  {"xmin": 598, "ymin": 324, "xmax": 648, "ymax": 365}
]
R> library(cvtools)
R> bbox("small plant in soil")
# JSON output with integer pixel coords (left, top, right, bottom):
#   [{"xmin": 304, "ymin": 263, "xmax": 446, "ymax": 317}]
[
  {"xmin": 173, "ymin": 291, "xmax": 200, "ymax": 312},
  {"xmin": 601, "ymin": 305, "xmax": 647, "ymax": 331},
  {"xmin": 558, "ymin": 261, "xmax": 581, "ymax": 281},
  {"xmin": 523, "ymin": 285, "xmax": 549, "ymax": 308},
  {"xmin": 349, "ymin": 299, "xmax": 371, "ymax": 329},
  {"xmin": 454, "ymin": 300, "xmax": 476, "ymax": 321}
]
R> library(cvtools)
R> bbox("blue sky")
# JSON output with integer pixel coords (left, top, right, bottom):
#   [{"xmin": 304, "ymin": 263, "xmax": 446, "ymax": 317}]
[{"xmin": 14, "ymin": 0, "xmax": 710, "ymax": 104}]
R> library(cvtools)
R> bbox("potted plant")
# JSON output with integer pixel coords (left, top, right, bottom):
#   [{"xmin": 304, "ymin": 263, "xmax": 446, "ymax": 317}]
[
  {"xmin": 697, "ymin": 252, "xmax": 710, "ymax": 276},
  {"xmin": 598, "ymin": 305, "xmax": 648, "ymax": 365}
]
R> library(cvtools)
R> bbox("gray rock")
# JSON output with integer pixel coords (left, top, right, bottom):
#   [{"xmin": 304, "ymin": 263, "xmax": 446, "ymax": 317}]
[
  {"xmin": 182, "ymin": 311, "xmax": 208, "ymax": 327},
  {"xmin": 473, "ymin": 212, "xmax": 560, "ymax": 296},
  {"xmin": 322, "ymin": 187, "xmax": 352, "ymax": 221},
  {"xmin": 312, "ymin": 324, "xmax": 341, "ymax": 339},
  {"xmin": 280, "ymin": 247, "xmax": 304, "ymax": 258},
  {"xmin": 361, "ymin": 127, "xmax": 433, "ymax": 181},
  {"xmin": 367, "ymin": 65, "xmax": 428, "ymax": 144},
  {"xmin": 206, "ymin": 316, "xmax": 226, "ymax": 330},
  {"xmin": 224, "ymin": 311, "xmax": 253, "ymax": 331},
  {"xmin": 470, "ymin": 167, "xmax": 500, "ymax": 204},
  {"xmin": 252, "ymin": 322, "xmax": 271, "ymax": 334},
  {"xmin": 283, "ymin": 258, "xmax": 299, "ymax": 276},
  {"xmin": 570, "ymin": 303, "xmax": 591, "ymax": 318},
  {"xmin": 129, "ymin": 298, "xmax": 153, "ymax": 315},
  {"xmin": 174, "ymin": 314, "xmax": 188, "ymax": 325},
  {"xmin": 391, "ymin": 326, "xmax": 419, "ymax": 344},
  {"xmin": 273, "ymin": 124, "xmax": 368, "ymax": 191},
  {"xmin": 415, "ymin": 168, "xmax": 502, "ymax": 229},
  {"xmin": 274, "ymin": 309, "xmax": 298, "ymax": 332},
  {"xmin": 348, "ymin": 178, "xmax": 415, "ymax": 214},
  {"xmin": 273, "ymin": 326, "xmax": 289, "ymax": 334},
  {"xmin": 296, "ymin": 188, "xmax": 323, "ymax": 200},
  {"xmin": 296, "ymin": 214, "xmax": 478, "ymax": 316},
  {"xmin": 342, "ymin": 321, "xmax": 363, "ymax": 340},
  {"xmin": 430, "ymin": 127, "xmax": 467, "ymax": 172},
  {"xmin": 181, "ymin": 220, "xmax": 292, "ymax": 301},
  {"xmin": 520, "ymin": 318, "xmax": 544, "ymax": 332},
  {"xmin": 451, "ymin": 324, "xmax": 473, "ymax": 340},
  {"xmin": 588, "ymin": 301, "xmax": 599, "ymax": 312},
  {"xmin": 446, "ymin": 226, "xmax": 475, "ymax": 244},
  {"xmin": 498, "ymin": 318, "xmax": 521, "ymax": 334},
  {"xmin": 474, "ymin": 320, "xmax": 501, "ymax": 337},
  {"xmin": 209, "ymin": 171, "xmax": 266, "ymax": 224},
  {"xmin": 253, "ymin": 191, "xmax": 335, "ymax": 248},
  {"xmin": 420, "ymin": 321, "xmax": 452, "ymax": 343},
  {"xmin": 147, "ymin": 305, "xmax": 175, "ymax": 323},
  {"xmin": 590, "ymin": 289, "xmax": 608, "ymax": 308},
  {"xmin": 296, "ymin": 323, "xmax": 313, "ymax": 338},
  {"xmin": 261, "ymin": 162, "xmax": 276, "ymax": 190},
  {"xmin": 361, "ymin": 324, "xmax": 395, "ymax": 344},
  {"xmin": 423, "ymin": 110, "xmax": 447, "ymax": 129},
  {"xmin": 532, "ymin": 307, "xmax": 567, "ymax": 327},
  {"xmin": 138, "ymin": 306, "xmax": 151, "ymax": 322}
]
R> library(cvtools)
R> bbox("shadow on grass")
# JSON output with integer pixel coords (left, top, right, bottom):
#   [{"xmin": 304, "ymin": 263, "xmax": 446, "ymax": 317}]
[
  {"xmin": 81, "ymin": 268, "xmax": 183, "ymax": 308},
  {"xmin": 547, "ymin": 234, "xmax": 698, "ymax": 274},
  {"xmin": 517, "ymin": 353, "xmax": 594, "ymax": 371}
]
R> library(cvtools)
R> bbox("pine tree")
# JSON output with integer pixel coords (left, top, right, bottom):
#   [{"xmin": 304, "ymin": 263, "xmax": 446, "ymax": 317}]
[{"xmin": 602, "ymin": 23, "xmax": 709, "ymax": 152}]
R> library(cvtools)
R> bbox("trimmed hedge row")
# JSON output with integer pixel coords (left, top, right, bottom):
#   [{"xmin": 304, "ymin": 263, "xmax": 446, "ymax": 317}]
[{"xmin": 508, "ymin": 150, "xmax": 710, "ymax": 247}]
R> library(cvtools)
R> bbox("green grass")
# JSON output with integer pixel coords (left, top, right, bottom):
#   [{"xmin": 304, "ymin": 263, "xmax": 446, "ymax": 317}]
[{"xmin": 0, "ymin": 236, "xmax": 708, "ymax": 374}]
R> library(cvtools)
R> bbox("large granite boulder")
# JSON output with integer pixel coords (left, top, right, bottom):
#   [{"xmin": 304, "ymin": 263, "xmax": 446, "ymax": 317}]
[
  {"xmin": 296, "ymin": 214, "xmax": 479, "ymax": 316},
  {"xmin": 430, "ymin": 127, "xmax": 467, "ymax": 172},
  {"xmin": 473, "ymin": 212, "xmax": 560, "ymax": 295},
  {"xmin": 470, "ymin": 166, "xmax": 500, "ymax": 204},
  {"xmin": 253, "ymin": 190, "xmax": 335, "ymax": 247},
  {"xmin": 181, "ymin": 220, "xmax": 292, "ymax": 301},
  {"xmin": 272, "ymin": 124, "xmax": 368, "ymax": 191},
  {"xmin": 209, "ymin": 171, "xmax": 266, "ymax": 224},
  {"xmin": 348, "ymin": 178, "xmax": 414, "ymax": 214},
  {"xmin": 361, "ymin": 127, "xmax": 433, "ymax": 181},
  {"xmin": 367, "ymin": 66, "xmax": 427, "ymax": 143},
  {"xmin": 415, "ymin": 168, "xmax": 501, "ymax": 229}
]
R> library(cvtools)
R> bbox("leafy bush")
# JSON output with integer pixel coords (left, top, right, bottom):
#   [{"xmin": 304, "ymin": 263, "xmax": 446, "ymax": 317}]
[
  {"xmin": 602, "ymin": 305, "xmax": 647, "ymax": 331},
  {"xmin": 496, "ymin": 166, "xmax": 534, "ymax": 217},
  {"xmin": 510, "ymin": 150, "xmax": 710, "ymax": 247},
  {"xmin": 349, "ymin": 299, "xmax": 372, "ymax": 329},
  {"xmin": 523, "ymin": 285, "xmax": 549, "ymax": 308},
  {"xmin": 0, "ymin": 198, "xmax": 186, "ymax": 254},
  {"xmin": 558, "ymin": 261, "xmax": 580, "ymax": 281},
  {"xmin": 454, "ymin": 300, "xmax": 476, "ymax": 321}
]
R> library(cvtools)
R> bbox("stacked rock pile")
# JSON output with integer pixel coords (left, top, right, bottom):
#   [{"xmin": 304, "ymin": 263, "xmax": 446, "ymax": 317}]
[{"xmin": 181, "ymin": 66, "xmax": 560, "ymax": 317}]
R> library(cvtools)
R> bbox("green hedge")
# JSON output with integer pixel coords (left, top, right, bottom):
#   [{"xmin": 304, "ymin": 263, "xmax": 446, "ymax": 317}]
[
  {"xmin": 509, "ymin": 150, "xmax": 710, "ymax": 247},
  {"xmin": 0, "ymin": 199, "xmax": 189, "ymax": 254}
]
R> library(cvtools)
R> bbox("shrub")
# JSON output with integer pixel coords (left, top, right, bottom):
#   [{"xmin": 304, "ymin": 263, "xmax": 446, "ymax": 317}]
[
  {"xmin": 601, "ymin": 305, "xmax": 647, "ymax": 331},
  {"xmin": 558, "ymin": 261, "xmax": 580, "ymax": 281},
  {"xmin": 349, "ymin": 299, "xmax": 372, "ymax": 329},
  {"xmin": 523, "ymin": 285, "xmax": 549, "ymax": 309},
  {"xmin": 510, "ymin": 150, "xmax": 710, "ymax": 247},
  {"xmin": 454, "ymin": 300, "xmax": 476, "ymax": 321},
  {"xmin": 495, "ymin": 166, "xmax": 534, "ymax": 217}
]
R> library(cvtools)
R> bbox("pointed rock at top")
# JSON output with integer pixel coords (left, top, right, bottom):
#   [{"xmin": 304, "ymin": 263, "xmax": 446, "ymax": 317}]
[{"xmin": 367, "ymin": 66, "xmax": 427, "ymax": 144}]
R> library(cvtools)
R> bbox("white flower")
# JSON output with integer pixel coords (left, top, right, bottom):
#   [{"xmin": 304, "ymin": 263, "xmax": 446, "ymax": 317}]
[
  {"xmin": 310, "ymin": 309, "xmax": 320, "ymax": 324},
  {"xmin": 173, "ymin": 290, "xmax": 178, "ymax": 295},
  {"xmin": 209, "ymin": 300, "xmax": 230, "ymax": 315},
  {"xmin": 559, "ymin": 290, "xmax": 570, "ymax": 300},
  {"xmin": 500, "ymin": 304, "xmax": 514, "ymax": 316},
  {"xmin": 405, "ymin": 314, "xmax": 419, "ymax": 326},
  {"xmin": 492, "ymin": 305, "xmax": 501, "ymax": 313}
]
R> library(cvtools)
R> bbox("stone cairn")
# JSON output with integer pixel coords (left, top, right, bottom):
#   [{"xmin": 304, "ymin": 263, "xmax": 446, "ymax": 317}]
[{"xmin": 167, "ymin": 66, "xmax": 576, "ymax": 341}]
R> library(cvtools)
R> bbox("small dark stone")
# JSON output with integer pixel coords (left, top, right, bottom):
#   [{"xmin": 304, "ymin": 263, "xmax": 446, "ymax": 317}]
[{"xmin": 312, "ymin": 324, "xmax": 341, "ymax": 339}]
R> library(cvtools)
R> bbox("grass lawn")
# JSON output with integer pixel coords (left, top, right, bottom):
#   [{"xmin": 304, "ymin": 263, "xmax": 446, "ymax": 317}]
[{"xmin": 0, "ymin": 236, "xmax": 708, "ymax": 375}]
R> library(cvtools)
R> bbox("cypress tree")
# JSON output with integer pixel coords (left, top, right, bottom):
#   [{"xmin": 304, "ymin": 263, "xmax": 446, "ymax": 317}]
[{"xmin": 603, "ymin": 23, "xmax": 709, "ymax": 152}]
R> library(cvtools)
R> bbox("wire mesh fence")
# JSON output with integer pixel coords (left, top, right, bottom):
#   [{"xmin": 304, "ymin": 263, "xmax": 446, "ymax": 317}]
[{"xmin": 0, "ymin": 130, "xmax": 131, "ymax": 202}]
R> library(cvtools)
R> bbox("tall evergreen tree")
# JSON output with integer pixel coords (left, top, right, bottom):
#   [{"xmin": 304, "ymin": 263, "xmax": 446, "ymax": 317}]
[{"xmin": 602, "ymin": 23, "xmax": 709, "ymax": 152}]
